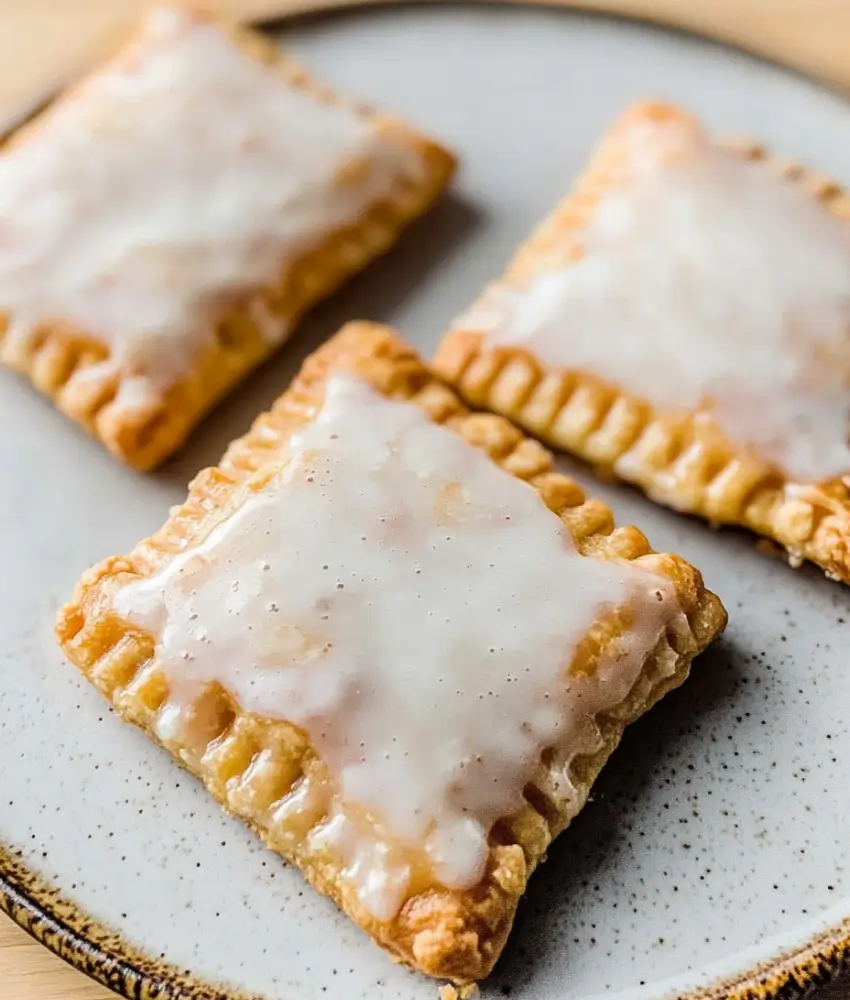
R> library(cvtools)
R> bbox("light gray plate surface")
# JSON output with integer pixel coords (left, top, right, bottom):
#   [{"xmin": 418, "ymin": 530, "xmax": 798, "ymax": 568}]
[{"xmin": 1, "ymin": 6, "xmax": 848, "ymax": 999}]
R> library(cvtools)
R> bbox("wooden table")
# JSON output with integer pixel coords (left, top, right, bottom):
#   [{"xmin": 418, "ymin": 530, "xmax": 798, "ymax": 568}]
[
  {"xmin": 1, "ymin": 920, "xmax": 113, "ymax": 1000},
  {"xmin": 1, "ymin": 0, "xmax": 849, "ymax": 997},
  {"xmin": 1, "ymin": 0, "xmax": 850, "ymax": 134}
]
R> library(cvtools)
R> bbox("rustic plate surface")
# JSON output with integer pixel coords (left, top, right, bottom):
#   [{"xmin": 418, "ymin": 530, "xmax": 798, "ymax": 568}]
[{"xmin": 1, "ymin": 6, "xmax": 849, "ymax": 999}]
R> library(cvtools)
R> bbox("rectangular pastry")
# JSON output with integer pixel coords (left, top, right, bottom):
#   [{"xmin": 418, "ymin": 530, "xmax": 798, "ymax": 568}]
[
  {"xmin": 0, "ymin": 4, "xmax": 455, "ymax": 470},
  {"xmin": 56, "ymin": 321, "xmax": 726, "ymax": 983},
  {"xmin": 434, "ymin": 101, "xmax": 850, "ymax": 584}
]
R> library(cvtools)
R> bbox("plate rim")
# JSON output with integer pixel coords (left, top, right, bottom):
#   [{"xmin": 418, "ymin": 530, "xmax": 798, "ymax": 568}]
[
  {"xmin": 3, "ymin": 840, "xmax": 850, "ymax": 1000},
  {"xmin": 3, "ymin": 4, "xmax": 850, "ymax": 999},
  {"xmin": 0, "ymin": 844, "xmax": 239, "ymax": 1000}
]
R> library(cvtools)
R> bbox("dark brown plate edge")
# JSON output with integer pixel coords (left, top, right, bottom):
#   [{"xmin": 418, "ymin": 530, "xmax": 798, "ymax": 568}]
[
  {"xmin": 3, "ymin": 839, "xmax": 850, "ymax": 1000},
  {"xmin": 0, "ymin": 843, "xmax": 257, "ymax": 1000}
]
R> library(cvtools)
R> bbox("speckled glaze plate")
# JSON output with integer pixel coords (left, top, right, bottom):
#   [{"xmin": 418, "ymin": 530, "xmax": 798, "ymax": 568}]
[{"xmin": 2, "ymin": 6, "xmax": 850, "ymax": 1000}]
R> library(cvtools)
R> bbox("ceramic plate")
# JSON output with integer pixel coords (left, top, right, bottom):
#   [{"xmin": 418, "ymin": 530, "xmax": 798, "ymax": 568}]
[{"xmin": 1, "ymin": 6, "xmax": 849, "ymax": 999}]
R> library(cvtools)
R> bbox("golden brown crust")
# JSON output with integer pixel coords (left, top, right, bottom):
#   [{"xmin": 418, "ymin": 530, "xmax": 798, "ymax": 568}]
[
  {"xmin": 56, "ymin": 321, "xmax": 726, "ymax": 983},
  {"xmin": 0, "ymin": 10, "xmax": 455, "ymax": 471},
  {"xmin": 433, "ymin": 101, "xmax": 850, "ymax": 584}
]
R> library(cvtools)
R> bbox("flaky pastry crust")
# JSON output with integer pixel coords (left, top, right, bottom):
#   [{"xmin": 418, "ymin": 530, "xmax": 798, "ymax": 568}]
[
  {"xmin": 434, "ymin": 101, "xmax": 850, "ymax": 584},
  {"xmin": 56, "ymin": 322, "xmax": 726, "ymax": 983},
  {"xmin": 0, "ymin": 11, "xmax": 455, "ymax": 471}
]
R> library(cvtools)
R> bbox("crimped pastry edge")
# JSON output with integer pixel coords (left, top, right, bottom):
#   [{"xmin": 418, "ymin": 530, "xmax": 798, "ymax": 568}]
[
  {"xmin": 0, "ymin": 8, "xmax": 455, "ymax": 471},
  {"xmin": 56, "ymin": 321, "xmax": 726, "ymax": 983},
  {"xmin": 433, "ymin": 100, "xmax": 850, "ymax": 585}
]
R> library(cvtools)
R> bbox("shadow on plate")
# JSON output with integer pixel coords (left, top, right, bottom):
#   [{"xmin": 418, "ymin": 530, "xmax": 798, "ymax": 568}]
[{"xmin": 489, "ymin": 635, "xmax": 749, "ymax": 995}]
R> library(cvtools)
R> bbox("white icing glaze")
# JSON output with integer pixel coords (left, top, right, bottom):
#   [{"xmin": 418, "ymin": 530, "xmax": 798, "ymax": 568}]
[
  {"xmin": 114, "ymin": 375, "xmax": 684, "ymax": 919},
  {"xmin": 456, "ymin": 119, "xmax": 850, "ymax": 481},
  {"xmin": 0, "ymin": 6, "xmax": 424, "ymax": 406}
]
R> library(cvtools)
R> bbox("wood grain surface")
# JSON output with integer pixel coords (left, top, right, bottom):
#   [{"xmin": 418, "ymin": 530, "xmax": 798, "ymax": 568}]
[
  {"xmin": 1, "ymin": 0, "xmax": 850, "ymax": 136},
  {"xmin": 1, "ymin": 920, "xmax": 113, "ymax": 1000},
  {"xmin": 2, "ymin": 0, "xmax": 850, "ymax": 998}
]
